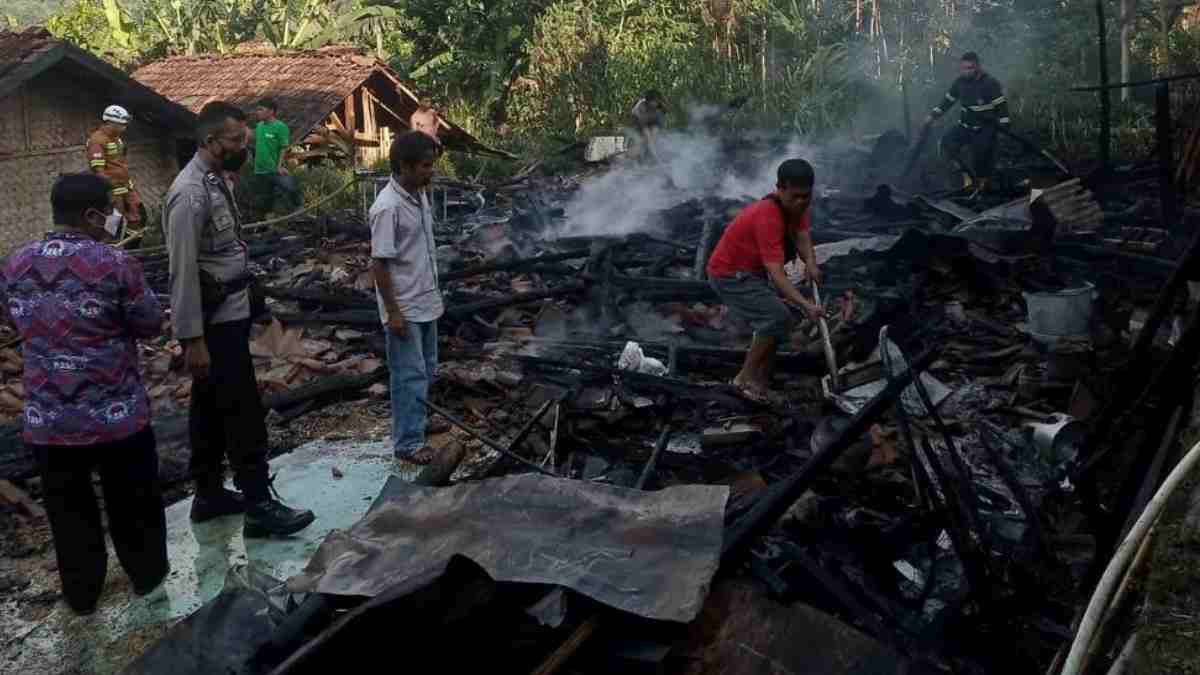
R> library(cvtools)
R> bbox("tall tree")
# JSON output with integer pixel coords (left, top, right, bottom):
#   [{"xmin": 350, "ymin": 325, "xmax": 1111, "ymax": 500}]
[{"xmin": 1120, "ymin": 0, "xmax": 1136, "ymax": 100}]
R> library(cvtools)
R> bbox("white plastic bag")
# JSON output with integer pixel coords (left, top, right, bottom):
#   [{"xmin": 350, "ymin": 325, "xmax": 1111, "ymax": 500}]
[{"xmin": 617, "ymin": 341, "xmax": 668, "ymax": 376}]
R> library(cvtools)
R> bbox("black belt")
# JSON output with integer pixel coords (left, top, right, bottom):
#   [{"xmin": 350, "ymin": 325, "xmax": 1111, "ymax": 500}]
[{"xmin": 199, "ymin": 271, "xmax": 254, "ymax": 313}]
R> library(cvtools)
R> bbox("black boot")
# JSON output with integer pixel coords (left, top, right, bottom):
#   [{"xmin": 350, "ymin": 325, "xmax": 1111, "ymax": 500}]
[
  {"xmin": 190, "ymin": 487, "xmax": 247, "ymax": 523},
  {"xmin": 133, "ymin": 564, "xmax": 170, "ymax": 596},
  {"xmin": 244, "ymin": 498, "xmax": 316, "ymax": 538},
  {"xmin": 238, "ymin": 469, "xmax": 315, "ymax": 538}
]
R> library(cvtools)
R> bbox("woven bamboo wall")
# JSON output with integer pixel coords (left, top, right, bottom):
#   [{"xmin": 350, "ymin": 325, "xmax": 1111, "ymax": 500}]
[{"xmin": 0, "ymin": 72, "xmax": 180, "ymax": 255}]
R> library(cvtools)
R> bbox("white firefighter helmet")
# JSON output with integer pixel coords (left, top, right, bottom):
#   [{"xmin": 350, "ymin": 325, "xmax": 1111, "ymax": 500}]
[{"xmin": 102, "ymin": 105, "xmax": 131, "ymax": 125}]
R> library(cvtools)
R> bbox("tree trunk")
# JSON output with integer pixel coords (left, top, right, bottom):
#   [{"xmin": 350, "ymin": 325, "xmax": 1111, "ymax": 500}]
[
  {"xmin": 1120, "ymin": 0, "xmax": 1135, "ymax": 102},
  {"xmin": 761, "ymin": 21, "xmax": 767, "ymax": 108},
  {"xmin": 1158, "ymin": 0, "xmax": 1184, "ymax": 76}
]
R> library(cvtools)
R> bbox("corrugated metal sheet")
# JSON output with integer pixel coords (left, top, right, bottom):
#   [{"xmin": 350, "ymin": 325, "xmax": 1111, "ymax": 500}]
[{"xmin": 289, "ymin": 474, "xmax": 729, "ymax": 623}]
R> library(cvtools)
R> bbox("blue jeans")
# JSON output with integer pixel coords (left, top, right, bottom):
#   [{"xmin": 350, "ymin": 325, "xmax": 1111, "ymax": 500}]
[{"xmin": 386, "ymin": 320, "xmax": 438, "ymax": 456}]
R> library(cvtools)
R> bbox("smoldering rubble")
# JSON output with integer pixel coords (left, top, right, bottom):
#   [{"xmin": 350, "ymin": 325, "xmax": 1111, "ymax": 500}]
[{"xmin": 1, "ymin": 120, "xmax": 1194, "ymax": 675}]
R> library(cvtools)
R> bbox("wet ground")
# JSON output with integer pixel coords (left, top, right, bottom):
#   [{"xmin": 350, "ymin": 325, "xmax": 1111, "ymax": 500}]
[{"xmin": 0, "ymin": 431, "xmax": 413, "ymax": 675}]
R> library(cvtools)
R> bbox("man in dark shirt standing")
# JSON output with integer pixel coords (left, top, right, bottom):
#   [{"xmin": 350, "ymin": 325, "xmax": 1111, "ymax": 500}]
[
  {"xmin": 926, "ymin": 52, "xmax": 1011, "ymax": 194},
  {"xmin": 706, "ymin": 159, "xmax": 825, "ymax": 403},
  {"xmin": 2, "ymin": 174, "xmax": 167, "ymax": 614}
]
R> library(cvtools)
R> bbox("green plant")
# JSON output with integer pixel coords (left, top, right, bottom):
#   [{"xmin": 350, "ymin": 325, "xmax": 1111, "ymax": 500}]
[{"xmin": 291, "ymin": 165, "xmax": 360, "ymax": 217}]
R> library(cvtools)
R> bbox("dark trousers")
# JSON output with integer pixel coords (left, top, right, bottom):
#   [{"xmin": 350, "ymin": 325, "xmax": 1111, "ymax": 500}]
[
  {"xmin": 190, "ymin": 319, "xmax": 271, "ymax": 500},
  {"xmin": 251, "ymin": 173, "xmax": 302, "ymax": 216},
  {"xmin": 32, "ymin": 426, "xmax": 167, "ymax": 613},
  {"xmin": 941, "ymin": 125, "xmax": 998, "ymax": 180}
]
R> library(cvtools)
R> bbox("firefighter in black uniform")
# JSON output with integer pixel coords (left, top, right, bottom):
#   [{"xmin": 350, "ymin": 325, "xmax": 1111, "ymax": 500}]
[{"xmin": 925, "ymin": 51, "xmax": 1011, "ymax": 193}]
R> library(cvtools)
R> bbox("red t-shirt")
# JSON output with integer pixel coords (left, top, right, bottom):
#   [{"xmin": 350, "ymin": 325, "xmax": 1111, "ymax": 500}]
[{"xmin": 706, "ymin": 197, "xmax": 811, "ymax": 277}]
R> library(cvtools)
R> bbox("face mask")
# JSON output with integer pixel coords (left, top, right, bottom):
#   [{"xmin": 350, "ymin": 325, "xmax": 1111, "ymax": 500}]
[
  {"xmin": 221, "ymin": 146, "xmax": 250, "ymax": 172},
  {"xmin": 103, "ymin": 210, "xmax": 126, "ymax": 240}
]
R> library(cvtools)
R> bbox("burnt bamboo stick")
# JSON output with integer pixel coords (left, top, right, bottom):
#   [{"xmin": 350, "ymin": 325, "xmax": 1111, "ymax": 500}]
[
  {"xmin": 636, "ymin": 426, "xmax": 673, "ymax": 490},
  {"xmin": 446, "ymin": 283, "xmax": 587, "ymax": 319},
  {"xmin": 420, "ymin": 399, "xmax": 556, "ymax": 476},
  {"xmin": 441, "ymin": 250, "xmax": 590, "ymax": 283},
  {"xmin": 720, "ymin": 346, "xmax": 938, "ymax": 562}
]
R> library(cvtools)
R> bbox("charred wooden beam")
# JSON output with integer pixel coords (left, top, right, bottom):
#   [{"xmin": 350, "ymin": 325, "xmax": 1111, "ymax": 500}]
[
  {"xmin": 721, "ymin": 346, "xmax": 938, "ymax": 563},
  {"xmin": 1080, "ymin": 224, "xmax": 1200, "ymax": 465},
  {"xmin": 263, "ymin": 286, "xmax": 375, "ymax": 309},
  {"xmin": 441, "ymin": 250, "xmax": 590, "ymax": 283},
  {"xmin": 482, "ymin": 397, "xmax": 563, "ymax": 478},
  {"xmin": 1156, "ymin": 81, "xmax": 1178, "ymax": 229},
  {"xmin": 262, "ymin": 367, "xmax": 388, "ymax": 413},
  {"xmin": 977, "ymin": 429, "xmax": 1059, "ymax": 567},
  {"xmin": 636, "ymin": 426, "xmax": 673, "ymax": 490},
  {"xmin": 420, "ymin": 399, "xmax": 556, "ymax": 476},
  {"xmin": 1052, "ymin": 243, "xmax": 1176, "ymax": 276},
  {"xmin": 514, "ymin": 354, "xmax": 754, "ymax": 410},
  {"xmin": 774, "ymin": 542, "xmax": 906, "ymax": 654},
  {"xmin": 446, "ymin": 283, "xmax": 588, "ymax": 320},
  {"xmin": 912, "ymin": 437, "xmax": 992, "ymax": 600},
  {"xmin": 272, "ymin": 310, "xmax": 382, "ymax": 327}
]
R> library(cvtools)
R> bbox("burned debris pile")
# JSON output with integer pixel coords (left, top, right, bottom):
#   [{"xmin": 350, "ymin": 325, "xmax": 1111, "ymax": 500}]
[{"xmin": 1, "ymin": 136, "xmax": 1193, "ymax": 674}]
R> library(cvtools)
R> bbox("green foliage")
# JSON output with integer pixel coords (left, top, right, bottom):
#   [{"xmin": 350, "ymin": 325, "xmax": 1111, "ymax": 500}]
[
  {"xmin": 47, "ymin": 1, "xmax": 124, "ymax": 60},
  {"xmin": 292, "ymin": 166, "xmax": 360, "ymax": 217},
  {"xmin": 38, "ymin": 0, "xmax": 1200, "ymax": 168},
  {"xmin": 5, "ymin": 1, "xmax": 69, "ymax": 28}
]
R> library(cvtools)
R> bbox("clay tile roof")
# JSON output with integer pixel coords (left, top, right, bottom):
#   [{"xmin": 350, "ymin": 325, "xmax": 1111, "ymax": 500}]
[
  {"xmin": 0, "ymin": 27, "xmax": 59, "ymax": 85},
  {"xmin": 133, "ymin": 48, "xmax": 511, "ymax": 157},
  {"xmin": 0, "ymin": 27, "xmax": 195, "ymax": 133}
]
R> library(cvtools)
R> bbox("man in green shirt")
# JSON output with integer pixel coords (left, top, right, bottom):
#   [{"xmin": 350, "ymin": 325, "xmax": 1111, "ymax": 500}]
[{"xmin": 251, "ymin": 98, "xmax": 301, "ymax": 218}]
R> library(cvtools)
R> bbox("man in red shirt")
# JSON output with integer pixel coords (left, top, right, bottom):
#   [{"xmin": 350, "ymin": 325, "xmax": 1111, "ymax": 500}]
[{"xmin": 707, "ymin": 159, "xmax": 824, "ymax": 403}]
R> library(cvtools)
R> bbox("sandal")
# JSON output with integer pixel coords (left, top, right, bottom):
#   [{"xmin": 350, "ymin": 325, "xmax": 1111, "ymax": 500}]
[
  {"xmin": 409, "ymin": 446, "xmax": 436, "ymax": 465},
  {"xmin": 731, "ymin": 380, "xmax": 770, "ymax": 405},
  {"xmin": 395, "ymin": 446, "xmax": 436, "ymax": 466}
]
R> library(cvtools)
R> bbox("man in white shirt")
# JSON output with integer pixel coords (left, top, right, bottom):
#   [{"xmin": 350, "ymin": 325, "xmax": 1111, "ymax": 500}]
[{"xmin": 370, "ymin": 131, "xmax": 443, "ymax": 464}]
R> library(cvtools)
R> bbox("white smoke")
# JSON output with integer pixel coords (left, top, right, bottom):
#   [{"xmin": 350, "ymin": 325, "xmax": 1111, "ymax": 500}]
[{"xmin": 555, "ymin": 106, "xmax": 827, "ymax": 239}]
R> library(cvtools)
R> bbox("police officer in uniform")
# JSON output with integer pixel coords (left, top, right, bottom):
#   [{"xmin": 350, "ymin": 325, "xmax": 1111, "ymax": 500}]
[{"xmin": 164, "ymin": 101, "xmax": 315, "ymax": 537}]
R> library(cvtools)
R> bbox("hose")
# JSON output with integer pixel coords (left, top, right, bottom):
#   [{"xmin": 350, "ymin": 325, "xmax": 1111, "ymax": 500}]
[
  {"xmin": 1103, "ymin": 634, "xmax": 1137, "ymax": 675},
  {"xmin": 241, "ymin": 176, "xmax": 358, "ymax": 233},
  {"xmin": 122, "ymin": 176, "xmax": 359, "ymax": 254},
  {"xmin": 1060, "ymin": 436, "xmax": 1200, "ymax": 675}
]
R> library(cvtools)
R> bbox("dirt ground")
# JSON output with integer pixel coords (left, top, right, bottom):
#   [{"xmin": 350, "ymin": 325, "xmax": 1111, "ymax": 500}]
[
  {"xmin": 1134, "ymin": 464, "xmax": 1200, "ymax": 674},
  {"xmin": 0, "ymin": 396, "xmax": 393, "ymax": 648}
]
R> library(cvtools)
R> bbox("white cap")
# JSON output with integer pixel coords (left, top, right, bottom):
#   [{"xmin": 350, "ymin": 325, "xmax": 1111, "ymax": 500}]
[{"xmin": 102, "ymin": 105, "xmax": 131, "ymax": 125}]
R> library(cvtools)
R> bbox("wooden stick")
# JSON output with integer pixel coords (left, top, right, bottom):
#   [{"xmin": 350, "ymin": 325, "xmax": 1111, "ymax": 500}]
[
  {"xmin": 812, "ymin": 281, "xmax": 839, "ymax": 391},
  {"xmin": 420, "ymin": 399, "xmax": 555, "ymax": 476},
  {"xmin": 530, "ymin": 615, "xmax": 601, "ymax": 675},
  {"xmin": 0, "ymin": 479, "xmax": 45, "ymax": 519}
]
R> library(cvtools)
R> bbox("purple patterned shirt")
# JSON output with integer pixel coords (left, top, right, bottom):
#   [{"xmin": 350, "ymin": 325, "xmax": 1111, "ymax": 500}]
[{"xmin": 2, "ymin": 231, "xmax": 163, "ymax": 446}]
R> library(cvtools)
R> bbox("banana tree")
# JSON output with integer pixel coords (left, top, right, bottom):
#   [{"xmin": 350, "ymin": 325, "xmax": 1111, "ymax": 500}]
[{"xmin": 140, "ymin": 0, "xmax": 257, "ymax": 55}]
